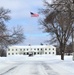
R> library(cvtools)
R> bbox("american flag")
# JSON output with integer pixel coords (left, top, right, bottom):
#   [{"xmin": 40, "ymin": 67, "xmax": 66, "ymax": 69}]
[{"xmin": 30, "ymin": 12, "xmax": 39, "ymax": 17}]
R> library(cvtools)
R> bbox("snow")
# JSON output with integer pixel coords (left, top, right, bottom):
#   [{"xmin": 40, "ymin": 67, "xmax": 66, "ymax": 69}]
[{"xmin": 0, "ymin": 55, "xmax": 74, "ymax": 75}]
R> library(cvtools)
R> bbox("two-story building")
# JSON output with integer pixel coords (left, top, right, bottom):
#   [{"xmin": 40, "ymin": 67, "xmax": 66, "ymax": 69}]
[{"xmin": 7, "ymin": 45, "xmax": 56, "ymax": 56}]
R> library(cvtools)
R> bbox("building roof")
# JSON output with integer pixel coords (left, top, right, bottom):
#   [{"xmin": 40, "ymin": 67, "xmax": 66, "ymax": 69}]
[{"xmin": 8, "ymin": 45, "xmax": 56, "ymax": 48}]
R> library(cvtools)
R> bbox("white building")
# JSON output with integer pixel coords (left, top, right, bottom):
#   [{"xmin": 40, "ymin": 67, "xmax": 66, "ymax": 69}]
[{"xmin": 7, "ymin": 45, "xmax": 56, "ymax": 56}]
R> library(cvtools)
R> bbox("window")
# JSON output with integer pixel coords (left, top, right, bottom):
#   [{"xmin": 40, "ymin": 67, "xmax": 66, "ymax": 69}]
[
  {"xmin": 34, "ymin": 48, "xmax": 36, "ymax": 50},
  {"xmin": 12, "ymin": 49, "xmax": 14, "ymax": 51},
  {"xmin": 16, "ymin": 53, "xmax": 17, "ymax": 54},
  {"xmin": 24, "ymin": 53, "xmax": 25, "ymax": 55},
  {"xmin": 45, "ymin": 48, "xmax": 47, "ymax": 50},
  {"xmin": 27, "ymin": 52, "xmax": 29, "ymax": 55},
  {"xmin": 16, "ymin": 49, "xmax": 17, "ymax": 51},
  {"xmin": 53, "ymin": 48, "xmax": 54, "ymax": 50},
  {"xmin": 49, "ymin": 48, "xmax": 50, "ymax": 50},
  {"xmin": 41, "ymin": 48, "xmax": 42, "ymax": 50},
  {"xmin": 53, "ymin": 52, "xmax": 54, "ymax": 54},
  {"xmin": 34, "ymin": 52, "xmax": 36, "ymax": 55},
  {"xmin": 49, "ymin": 52, "xmax": 51, "ymax": 54},
  {"xmin": 37, "ymin": 48, "xmax": 39, "ymax": 50},
  {"xmin": 12, "ymin": 53, "xmax": 14, "ymax": 55},
  {"xmin": 38, "ymin": 52, "xmax": 39, "ymax": 54},
  {"xmin": 8, "ymin": 53, "xmax": 10, "ymax": 55},
  {"xmin": 45, "ymin": 52, "xmax": 47, "ymax": 54}
]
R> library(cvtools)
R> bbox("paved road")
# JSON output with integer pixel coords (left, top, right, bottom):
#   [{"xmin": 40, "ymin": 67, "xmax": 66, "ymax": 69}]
[{"xmin": 0, "ymin": 61, "xmax": 59, "ymax": 75}]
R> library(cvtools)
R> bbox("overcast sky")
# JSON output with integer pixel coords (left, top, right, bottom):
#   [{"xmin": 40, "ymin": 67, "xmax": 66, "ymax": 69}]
[{"xmin": 0, "ymin": 0, "xmax": 52, "ymax": 45}]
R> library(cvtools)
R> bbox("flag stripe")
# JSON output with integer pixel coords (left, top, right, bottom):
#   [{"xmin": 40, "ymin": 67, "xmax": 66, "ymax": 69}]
[{"xmin": 30, "ymin": 12, "xmax": 39, "ymax": 17}]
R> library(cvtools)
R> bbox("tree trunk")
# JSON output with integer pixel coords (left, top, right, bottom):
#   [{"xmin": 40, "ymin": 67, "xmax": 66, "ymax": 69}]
[
  {"xmin": 60, "ymin": 43, "xmax": 65, "ymax": 60},
  {"xmin": 61, "ymin": 51, "xmax": 64, "ymax": 60}
]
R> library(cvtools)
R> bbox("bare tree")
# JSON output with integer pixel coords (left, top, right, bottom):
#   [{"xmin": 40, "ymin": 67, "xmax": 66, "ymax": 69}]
[
  {"xmin": 39, "ymin": 0, "xmax": 74, "ymax": 60},
  {"xmin": 0, "ymin": 7, "xmax": 25, "ymax": 56},
  {"xmin": 65, "ymin": 43, "xmax": 73, "ymax": 55}
]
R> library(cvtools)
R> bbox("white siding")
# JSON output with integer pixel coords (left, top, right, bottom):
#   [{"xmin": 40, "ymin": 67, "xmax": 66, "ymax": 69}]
[{"xmin": 7, "ymin": 45, "xmax": 56, "ymax": 56}]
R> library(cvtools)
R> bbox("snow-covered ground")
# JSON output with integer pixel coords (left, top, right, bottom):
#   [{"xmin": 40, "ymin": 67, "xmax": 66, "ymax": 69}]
[{"xmin": 0, "ymin": 55, "xmax": 74, "ymax": 75}]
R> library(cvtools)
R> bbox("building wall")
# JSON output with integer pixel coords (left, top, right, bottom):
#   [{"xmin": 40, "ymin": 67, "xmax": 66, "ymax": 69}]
[{"xmin": 7, "ymin": 45, "xmax": 56, "ymax": 56}]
